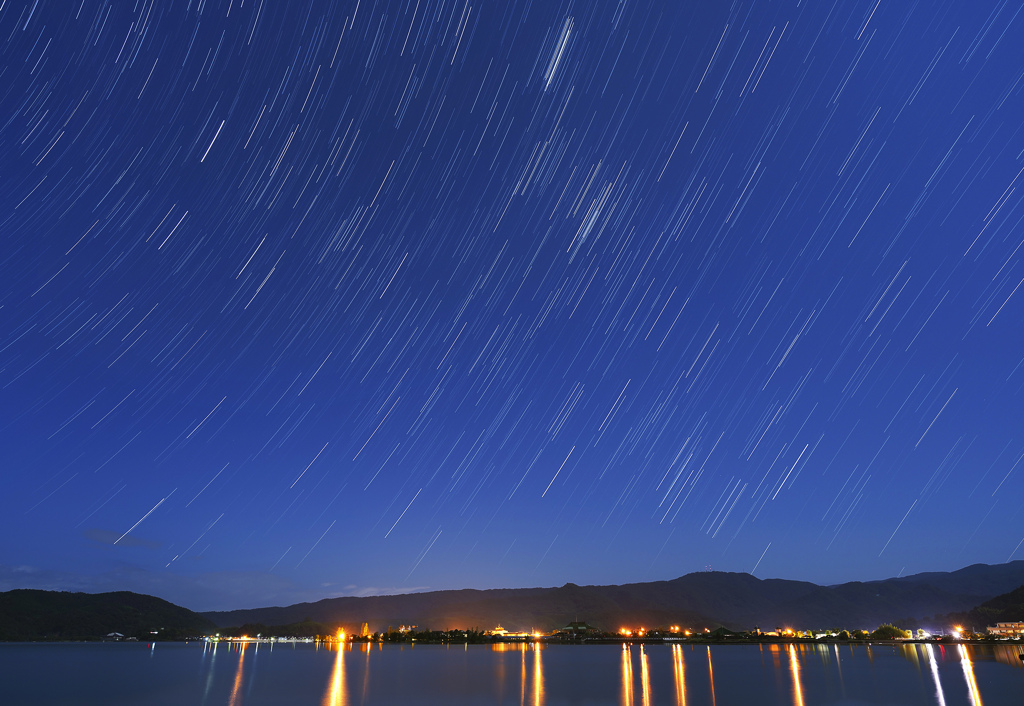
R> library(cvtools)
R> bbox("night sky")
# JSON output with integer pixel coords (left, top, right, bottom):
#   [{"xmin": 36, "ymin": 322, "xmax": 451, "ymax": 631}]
[{"xmin": 3, "ymin": 0, "xmax": 1024, "ymax": 612}]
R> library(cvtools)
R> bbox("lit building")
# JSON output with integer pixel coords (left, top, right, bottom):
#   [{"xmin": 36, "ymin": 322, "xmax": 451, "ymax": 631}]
[
  {"xmin": 485, "ymin": 625, "xmax": 535, "ymax": 639},
  {"xmin": 986, "ymin": 622, "xmax": 1024, "ymax": 636}
]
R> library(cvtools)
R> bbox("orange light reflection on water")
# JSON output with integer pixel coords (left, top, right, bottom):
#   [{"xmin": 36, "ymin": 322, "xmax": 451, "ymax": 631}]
[
  {"xmin": 322, "ymin": 643, "xmax": 348, "ymax": 706},
  {"xmin": 515, "ymin": 643, "xmax": 545, "ymax": 706},
  {"xmin": 520, "ymin": 646, "xmax": 527, "ymax": 706},
  {"xmin": 706, "ymin": 646, "xmax": 716, "ymax": 706},
  {"xmin": 362, "ymin": 641, "xmax": 371, "ymax": 704},
  {"xmin": 621, "ymin": 644, "xmax": 634, "ymax": 706},
  {"xmin": 228, "ymin": 642, "xmax": 247, "ymax": 706},
  {"xmin": 671, "ymin": 644, "xmax": 686, "ymax": 706},
  {"xmin": 959, "ymin": 645, "xmax": 983, "ymax": 706},
  {"xmin": 788, "ymin": 644, "xmax": 804, "ymax": 706},
  {"xmin": 639, "ymin": 646, "xmax": 651, "ymax": 706},
  {"xmin": 528, "ymin": 643, "xmax": 544, "ymax": 706}
]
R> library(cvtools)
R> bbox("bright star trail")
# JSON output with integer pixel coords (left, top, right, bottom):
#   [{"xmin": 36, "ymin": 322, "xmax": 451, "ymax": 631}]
[{"xmin": 2, "ymin": 1, "xmax": 1023, "ymax": 611}]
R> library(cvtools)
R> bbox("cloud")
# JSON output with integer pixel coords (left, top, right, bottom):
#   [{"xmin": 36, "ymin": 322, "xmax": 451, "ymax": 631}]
[
  {"xmin": 82, "ymin": 528, "xmax": 162, "ymax": 550},
  {"xmin": 340, "ymin": 585, "xmax": 432, "ymax": 598}
]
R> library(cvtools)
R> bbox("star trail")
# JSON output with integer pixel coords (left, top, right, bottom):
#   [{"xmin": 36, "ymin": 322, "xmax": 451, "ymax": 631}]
[{"xmin": 2, "ymin": 0, "xmax": 1024, "ymax": 611}]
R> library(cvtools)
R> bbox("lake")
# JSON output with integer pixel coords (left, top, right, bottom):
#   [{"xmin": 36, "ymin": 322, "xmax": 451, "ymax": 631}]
[{"xmin": 1, "ymin": 640, "xmax": 1021, "ymax": 705}]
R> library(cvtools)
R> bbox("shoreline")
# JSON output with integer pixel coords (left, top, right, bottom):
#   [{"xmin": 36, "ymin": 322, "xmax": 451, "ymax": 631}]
[{"xmin": 3, "ymin": 637, "xmax": 1016, "ymax": 647}]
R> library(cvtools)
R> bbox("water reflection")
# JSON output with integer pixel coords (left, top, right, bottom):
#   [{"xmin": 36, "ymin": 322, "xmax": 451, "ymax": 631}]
[
  {"xmin": 509, "ymin": 643, "xmax": 545, "ymax": 705},
  {"xmin": 788, "ymin": 644, "xmax": 804, "ymax": 706},
  {"xmin": 520, "ymin": 645, "xmax": 528, "ymax": 706},
  {"xmin": 618, "ymin": 645, "xmax": 652, "ymax": 706},
  {"xmin": 493, "ymin": 644, "xmax": 507, "ymax": 704},
  {"xmin": 201, "ymin": 640, "xmax": 219, "ymax": 704},
  {"xmin": 532, "ymin": 643, "xmax": 544, "ymax": 706},
  {"xmin": 833, "ymin": 644, "xmax": 844, "ymax": 692},
  {"xmin": 898, "ymin": 643, "xmax": 922, "ymax": 672},
  {"xmin": 322, "ymin": 644, "xmax": 348, "ymax": 706},
  {"xmin": 228, "ymin": 643, "xmax": 247, "ymax": 706},
  {"xmin": 925, "ymin": 644, "xmax": 947, "ymax": 706},
  {"xmin": 706, "ymin": 646, "xmax": 716, "ymax": 706},
  {"xmin": 362, "ymin": 642, "xmax": 371, "ymax": 704},
  {"xmin": 991, "ymin": 644, "xmax": 1024, "ymax": 668},
  {"xmin": 671, "ymin": 644, "xmax": 686, "ymax": 706},
  {"xmin": 621, "ymin": 644, "xmax": 633, "ymax": 706},
  {"xmin": 12, "ymin": 639, "xmax": 1024, "ymax": 705},
  {"xmin": 199, "ymin": 638, "xmax": 1022, "ymax": 706},
  {"xmin": 639, "ymin": 646, "xmax": 652, "ymax": 706},
  {"xmin": 959, "ymin": 644, "xmax": 983, "ymax": 706}
]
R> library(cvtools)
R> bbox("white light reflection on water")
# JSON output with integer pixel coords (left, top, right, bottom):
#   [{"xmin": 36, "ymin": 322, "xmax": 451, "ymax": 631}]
[
  {"xmin": 201, "ymin": 640, "xmax": 219, "ymax": 704},
  {"xmin": 833, "ymin": 644, "xmax": 844, "ymax": 695},
  {"xmin": 926, "ymin": 643, "xmax": 948, "ymax": 706}
]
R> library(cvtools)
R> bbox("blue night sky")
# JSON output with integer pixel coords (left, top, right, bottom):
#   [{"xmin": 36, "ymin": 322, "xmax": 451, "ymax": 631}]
[{"xmin": 2, "ymin": 0, "xmax": 1024, "ymax": 612}]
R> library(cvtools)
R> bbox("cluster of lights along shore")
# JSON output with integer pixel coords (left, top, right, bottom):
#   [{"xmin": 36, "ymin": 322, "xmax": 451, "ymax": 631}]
[{"xmin": 197, "ymin": 624, "xmax": 997, "ymax": 643}]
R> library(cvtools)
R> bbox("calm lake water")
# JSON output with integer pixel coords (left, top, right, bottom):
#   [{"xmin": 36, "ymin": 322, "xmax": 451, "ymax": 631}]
[{"xmin": 1, "ymin": 640, "xmax": 1021, "ymax": 705}]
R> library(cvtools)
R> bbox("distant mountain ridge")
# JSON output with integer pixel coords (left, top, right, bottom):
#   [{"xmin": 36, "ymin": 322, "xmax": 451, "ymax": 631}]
[
  {"xmin": 204, "ymin": 561, "xmax": 1024, "ymax": 632},
  {"xmin": 0, "ymin": 589, "xmax": 216, "ymax": 640}
]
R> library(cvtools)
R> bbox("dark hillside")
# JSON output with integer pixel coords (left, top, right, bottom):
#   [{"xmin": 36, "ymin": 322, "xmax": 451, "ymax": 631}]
[
  {"xmin": 939, "ymin": 583, "xmax": 1024, "ymax": 631},
  {"xmin": 0, "ymin": 589, "xmax": 216, "ymax": 641}
]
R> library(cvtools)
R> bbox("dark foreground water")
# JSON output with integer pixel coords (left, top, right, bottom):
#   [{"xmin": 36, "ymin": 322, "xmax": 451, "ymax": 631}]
[{"xmin": 1, "ymin": 640, "xmax": 1021, "ymax": 705}]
